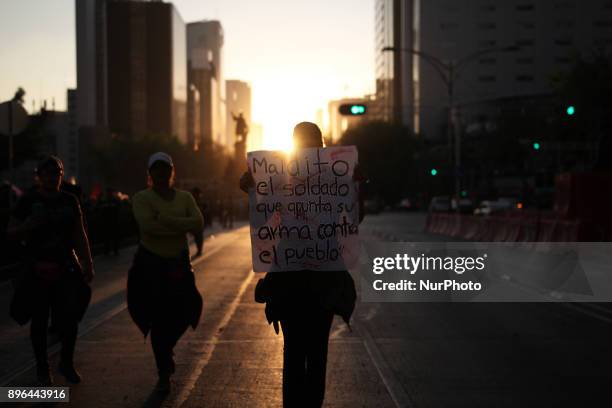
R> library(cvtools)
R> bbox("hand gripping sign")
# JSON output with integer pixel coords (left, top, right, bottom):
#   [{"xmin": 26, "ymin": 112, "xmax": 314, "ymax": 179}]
[{"xmin": 247, "ymin": 146, "xmax": 360, "ymax": 272}]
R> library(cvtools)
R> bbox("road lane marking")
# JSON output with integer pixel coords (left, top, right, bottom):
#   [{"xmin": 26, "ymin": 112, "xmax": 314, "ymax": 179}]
[
  {"xmin": 0, "ymin": 229, "xmax": 243, "ymax": 387},
  {"xmin": 354, "ymin": 320, "xmax": 415, "ymax": 408},
  {"xmin": 170, "ymin": 268, "xmax": 255, "ymax": 408}
]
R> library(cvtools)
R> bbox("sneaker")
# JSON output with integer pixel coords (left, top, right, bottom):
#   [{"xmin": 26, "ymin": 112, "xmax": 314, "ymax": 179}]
[
  {"xmin": 58, "ymin": 361, "xmax": 82, "ymax": 384},
  {"xmin": 36, "ymin": 365, "xmax": 53, "ymax": 386},
  {"xmin": 155, "ymin": 375, "xmax": 171, "ymax": 393}
]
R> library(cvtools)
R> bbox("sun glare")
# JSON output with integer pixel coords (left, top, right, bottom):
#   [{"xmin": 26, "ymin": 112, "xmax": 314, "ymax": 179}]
[{"xmin": 251, "ymin": 74, "xmax": 325, "ymax": 153}]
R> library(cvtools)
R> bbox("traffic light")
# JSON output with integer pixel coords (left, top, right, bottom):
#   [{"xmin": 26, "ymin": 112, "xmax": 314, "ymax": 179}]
[
  {"xmin": 566, "ymin": 105, "xmax": 575, "ymax": 116},
  {"xmin": 532, "ymin": 142, "xmax": 541, "ymax": 151},
  {"xmin": 339, "ymin": 104, "xmax": 367, "ymax": 116},
  {"xmin": 430, "ymin": 168, "xmax": 438, "ymax": 176}
]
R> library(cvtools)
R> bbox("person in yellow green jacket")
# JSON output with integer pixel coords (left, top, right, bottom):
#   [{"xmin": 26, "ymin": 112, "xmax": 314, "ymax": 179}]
[{"xmin": 128, "ymin": 152, "xmax": 204, "ymax": 393}]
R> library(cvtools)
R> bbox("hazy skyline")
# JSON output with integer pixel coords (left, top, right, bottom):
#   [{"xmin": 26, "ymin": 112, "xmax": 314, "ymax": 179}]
[{"xmin": 0, "ymin": 0, "xmax": 375, "ymax": 149}]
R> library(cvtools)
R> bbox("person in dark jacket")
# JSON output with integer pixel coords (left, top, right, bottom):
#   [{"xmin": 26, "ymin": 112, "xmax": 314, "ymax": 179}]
[
  {"xmin": 7, "ymin": 155, "xmax": 94, "ymax": 386},
  {"xmin": 128, "ymin": 152, "xmax": 204, "ymax": 393},
  {"xmin": 240, "ymin": 122, "xmax": 365, "ymax": 408}
]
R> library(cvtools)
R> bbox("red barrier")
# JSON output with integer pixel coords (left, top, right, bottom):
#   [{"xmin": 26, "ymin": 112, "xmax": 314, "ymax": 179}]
[{"xmin": 425, "ymin": 211, "xmax": 599, "ymax": 242}]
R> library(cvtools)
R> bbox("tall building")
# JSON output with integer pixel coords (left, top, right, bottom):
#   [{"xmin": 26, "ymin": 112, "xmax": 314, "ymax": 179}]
[
  {"xmin": 106, "ymin": 1, "xmax": 187, "ymax": 142},
  {"xmin": 187, "ymin": 21, "xmax": 226, "ymax": 148},
  {"xmin": 375, "ymin": 0, "xmax": 612, "ymax": 139},
  {"xmin": 75, "ymin": 0, "xmax": 109, "ymax": 129},
  {"xmin": 60, "ymin": 89, "xmax": 80, "ymax": 180},
  {"xmin": 187, "ymin": 84, "xmax": 201, "ymax": 150},
  {"xmin": 225, "ymin": 80, "xmax": 252, "ymax": 150}
]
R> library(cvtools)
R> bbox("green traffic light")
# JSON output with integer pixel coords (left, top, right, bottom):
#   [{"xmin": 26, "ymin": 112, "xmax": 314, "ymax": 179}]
[
  {"xmin": 566, "ymin": 105, "xmax": 575, "ymax": 116},
  {"xmin": 430, "ymin": 169, "xmax": 438, "ymax": 176},
  {"xmin": 350, "ymin": 105, "xmax": 366, "ymax": 115},
  {"xmin": 533, "ymin": 142, "xmax": 541, "ymax": 150},
  {"xmin": 461, "ymin": 190, "xmax": 468, "ymax": 198}
]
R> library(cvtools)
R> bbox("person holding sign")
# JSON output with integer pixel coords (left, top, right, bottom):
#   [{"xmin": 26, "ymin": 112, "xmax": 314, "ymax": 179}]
[
  {"xmin": 128, "ymin": 152, "xmax": 204, "ymax": 393},
  {"xmin": 240, "ymin": 122, "xmax": 365, "ymax": 408}
]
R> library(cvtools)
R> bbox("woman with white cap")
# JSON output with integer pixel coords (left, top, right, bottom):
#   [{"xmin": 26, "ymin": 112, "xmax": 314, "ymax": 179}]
[{"xmin": 128, "ymin": 152, "xmax": 204, "ymax": 393}]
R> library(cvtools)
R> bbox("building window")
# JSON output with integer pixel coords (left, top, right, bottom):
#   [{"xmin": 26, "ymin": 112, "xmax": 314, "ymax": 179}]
[
  {"xmin": 479, "ymin": 40, "xmax": 497, "ymax": 47},
  {"xmin": 516, "ymin": 39, "xmax": 535, "ymax": 46},
  {"xmin": 479, "ymin": 75, "xmax": 496, "ymax": 82},
  {"xmin": 479, "ymin": 57, "xmax": 497, "ymax": 65},
  {"xmin": 516, "ymin": 57, "xmax": 534, "ymax": 64},
  {"xmin": 516, "ymin": 4, "xmax": 535, "ymax": 11},
  {"xmin": 594, "ymin": 38, "xmax": 612, "ymax": 46},
  {"xmin": 594, "ymin": 20, "xmax": 612, "ymax": 28},
  {"xmin": 555, "ymin": 20, "xmax": 574, "ymax": 29},
  {"xmin": 479, "ymin": 22, "xmax": 497, "ymax": 30},
  {"xmin": 554, "ymin": 1, "xmax": 575, "ymax": 9},
  {"xmin": 440, "ymin": 22, "xmax": 458, "ymax": 29}
]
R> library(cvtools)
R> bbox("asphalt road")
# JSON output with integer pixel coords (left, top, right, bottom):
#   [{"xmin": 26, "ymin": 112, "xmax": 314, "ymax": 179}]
[{"xmin": 1, "ymin": 213, "xmax": 611, "ymax": 407}]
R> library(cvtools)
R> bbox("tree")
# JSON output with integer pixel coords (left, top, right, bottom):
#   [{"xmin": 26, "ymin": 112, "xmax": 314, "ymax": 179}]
[
  {"xmin": 552, "ymin": 51, "xmax": 612, "ymax": 170},
  {"xmin": 337, "ymin": 121, "xmax": 425, "ymax": 204}
]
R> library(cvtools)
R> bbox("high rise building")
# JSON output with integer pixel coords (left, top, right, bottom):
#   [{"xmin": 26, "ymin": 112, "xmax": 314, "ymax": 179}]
[
  {"xmin": 75, "ymin": 0, "xmax": 109, "ymax": 129},
  {"xmin": 225, "ymin": 80, "xmax": 252, "ymax": 150},
  {"xmin": 187, "ymin": 84, "xmax": 201, "ymax": 150},
  {"xmin": 375, "ymin": 0, "xmax": 612, "ymax": 139},
  {"xmin": 187, "ymin": 21, "xmax": 226, "ymax": 148},
  {"xmin": 106, "ymin": 1, "xmax": 187, "ymax": 142},
  {"xmin": 62, "ymin": 89, "xmax": 79, "ymax": 180}
]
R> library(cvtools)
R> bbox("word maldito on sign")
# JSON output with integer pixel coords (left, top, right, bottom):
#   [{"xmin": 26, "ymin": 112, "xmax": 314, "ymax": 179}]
[{"xmin": 247, "ymin": 146, "xmax": 360, "ymax": 272}]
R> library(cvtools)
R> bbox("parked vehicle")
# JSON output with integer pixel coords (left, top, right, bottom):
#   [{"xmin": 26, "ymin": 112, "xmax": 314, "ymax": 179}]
[
  {"xmin": 473, "ymin": 198, "xmax": 516, "ymax": 216},
  {"xmin": 428, "ymin": 196, "xmax": 451, "ymax": 213}
]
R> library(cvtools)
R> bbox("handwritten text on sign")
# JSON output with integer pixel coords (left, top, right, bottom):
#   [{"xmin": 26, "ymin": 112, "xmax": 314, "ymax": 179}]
[{"xmin": 248, "ymin": 147, "xmax": 359, "ymax": 272}]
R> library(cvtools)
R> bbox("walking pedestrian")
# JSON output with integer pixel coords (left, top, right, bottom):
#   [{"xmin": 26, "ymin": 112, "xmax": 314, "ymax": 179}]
[
  {"xmin": 99, "ymin": 188, "xmax": 121, "ymax": 256},
  {"xmin": 190, "ymin": 187, "xmax": 204, "ymax": 259},
  {"xmin": 240, "ymin": 122, "xmax": 365, "ymax": 407},
  {"xmin": 7, "ymin": 155, "xmax": 94, "ymax": 385},
  {"xmin": 128, "ymin": 152, "xmax": 204, "ymax": 393}
]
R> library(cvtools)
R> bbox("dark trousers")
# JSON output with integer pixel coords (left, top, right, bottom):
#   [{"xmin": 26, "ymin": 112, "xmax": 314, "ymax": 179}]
[
  {"xmin": 150, "ymin": 308, "xmax": 188, "ymax": 377},
  {"xmin": 280, "ymin": 311, "xmax": 334, "ymax": 408},
  {"xmin": 30, "ymin": 278, "xmax": 79, "ymax": 368},
  {"xmin": 193, "ymin": 230, "xmax": 204, "ymax": 255}
]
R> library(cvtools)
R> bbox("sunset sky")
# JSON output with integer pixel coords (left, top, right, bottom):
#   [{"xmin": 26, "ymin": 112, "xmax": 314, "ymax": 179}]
[{"xmin": 0, "ymin": 0, "xmax": 375, "ymax": 150}]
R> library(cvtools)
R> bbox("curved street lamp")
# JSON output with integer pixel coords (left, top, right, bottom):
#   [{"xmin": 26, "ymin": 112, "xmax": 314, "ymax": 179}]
[{"xmin": 382, "ymin": 45, "xmax": 520, "ymax": 195}]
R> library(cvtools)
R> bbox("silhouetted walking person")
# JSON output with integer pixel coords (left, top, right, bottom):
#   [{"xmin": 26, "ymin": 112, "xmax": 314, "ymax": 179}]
[
  {"xmin": 128, "ymin": 152, "xmax": 204, "ymax": 393},
  {"xmin": 100, "ymin": 188, "xmax": 121, "ymax": 256},
  {"xmin": 190, "ymin": 187, "xmax": 204, "ymax": 259},
  {"xmin": 240, "ymin": 122, "xmax": 364, "ymax": 407},
  {"xmin": 7, "ymin": 155, "xmax": 94, "ymax": 385}
]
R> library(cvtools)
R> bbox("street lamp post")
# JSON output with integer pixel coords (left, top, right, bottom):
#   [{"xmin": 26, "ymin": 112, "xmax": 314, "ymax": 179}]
[{"xmin": 382, "ymin": 45, "xmax": 519, "ymax": 196}]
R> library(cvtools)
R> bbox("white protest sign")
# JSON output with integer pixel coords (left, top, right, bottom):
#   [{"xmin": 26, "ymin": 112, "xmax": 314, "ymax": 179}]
[{"xmin": 247, "ymin": 146, "xmax": 360, "ymax": 272}]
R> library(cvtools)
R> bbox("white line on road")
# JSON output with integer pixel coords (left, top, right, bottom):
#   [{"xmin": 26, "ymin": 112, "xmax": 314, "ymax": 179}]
[
  {"xmin": 354, "ymin": 318, "xmax": 415, "ymax": 408},
  {"xmin": 170, "ymin": 268, "xmax": 255, "ymax": 408},
  {"xmin": 0, "ymin": 230, "xmax": 239, "ymax": 387}
]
